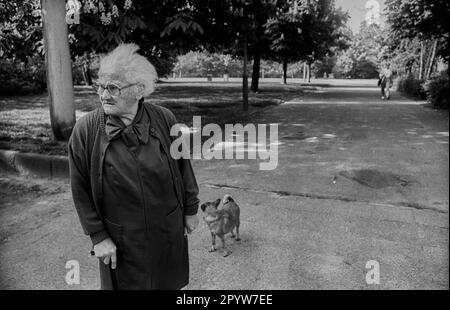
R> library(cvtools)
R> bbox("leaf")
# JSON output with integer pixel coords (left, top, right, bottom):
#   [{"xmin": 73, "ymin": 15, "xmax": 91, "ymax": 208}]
[
  {"xmin": 180, "ymin": 20, "xmax": 187, "ymax": 32},
  {"xmin": 192, "ymin": 21, "xmax": 204, "ymax": 34}
]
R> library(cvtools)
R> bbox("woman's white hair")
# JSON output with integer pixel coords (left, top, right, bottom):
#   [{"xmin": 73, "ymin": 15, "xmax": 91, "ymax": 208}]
[{"xmin": 98, "ymin": 43, "xmax": 158, "ymax": 96}]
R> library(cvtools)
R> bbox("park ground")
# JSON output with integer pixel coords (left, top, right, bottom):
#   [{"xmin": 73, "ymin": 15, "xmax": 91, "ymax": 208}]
[{"xmin": 0, "ymin": 79, "xmax": 448, "ymax": 289}]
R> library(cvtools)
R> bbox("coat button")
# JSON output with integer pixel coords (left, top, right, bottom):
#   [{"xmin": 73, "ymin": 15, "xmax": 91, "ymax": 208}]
[{"xmin": 150, "ymin": 128, "xmax": 155, "ymax": 133}]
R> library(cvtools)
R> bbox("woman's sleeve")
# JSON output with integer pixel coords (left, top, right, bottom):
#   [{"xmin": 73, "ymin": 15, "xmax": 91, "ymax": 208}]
[
  {"xmin": 166, "ymin": 112, "xmax": 200, "ymax": 216},
  {"xmin": 177, "ymin": 156, "xmax": 200, "ymax": 216},
  {"xmin": 68, "ymin": 121, "xmax": 109, "ymax": 245}
]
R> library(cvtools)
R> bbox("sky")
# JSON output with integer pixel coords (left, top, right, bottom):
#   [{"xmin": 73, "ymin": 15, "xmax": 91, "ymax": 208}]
[{"xmin": 335, "ymin": 0, "xmax": 386, "ymax": 33}]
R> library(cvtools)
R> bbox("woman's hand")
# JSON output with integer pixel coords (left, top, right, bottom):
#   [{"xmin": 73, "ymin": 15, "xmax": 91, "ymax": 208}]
[
  {"xmin": 93, "ymin": 237, "xmax": 117, "ymax": 269},
  {"xmin": 185, "ymin": 214, "xmax": 199, "ymax": 234}
]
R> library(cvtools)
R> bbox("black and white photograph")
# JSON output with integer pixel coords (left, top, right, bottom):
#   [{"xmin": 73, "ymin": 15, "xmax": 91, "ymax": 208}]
[{"xmin": 0, "ymin": 0, "xmax": 448, "ymax": 293}]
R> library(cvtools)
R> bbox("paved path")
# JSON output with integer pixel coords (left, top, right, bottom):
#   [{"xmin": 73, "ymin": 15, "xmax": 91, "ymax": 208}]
[{"xmin": 0, "ymin": 81, "xmax": 448, "ymax": 289}]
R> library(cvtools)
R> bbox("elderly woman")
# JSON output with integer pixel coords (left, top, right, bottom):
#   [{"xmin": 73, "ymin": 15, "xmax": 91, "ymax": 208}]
[{"xmin": 68, "ymin": 43, "xmax": 199, "ymax": 290}]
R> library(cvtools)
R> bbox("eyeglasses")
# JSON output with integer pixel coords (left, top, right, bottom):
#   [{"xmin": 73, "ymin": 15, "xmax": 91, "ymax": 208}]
[{"xmin": 93, "ymin": 81, "xmax": 139, "ymax": 97}]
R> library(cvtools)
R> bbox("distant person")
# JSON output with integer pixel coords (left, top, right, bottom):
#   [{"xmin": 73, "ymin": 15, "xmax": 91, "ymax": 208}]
[
  {"xmin": 68, "ymin": 43, "xmax": 200, "ymax": 290},
  {"xmin": 378, "ymin": 63, "xmax": 393, "ymax": 100}
]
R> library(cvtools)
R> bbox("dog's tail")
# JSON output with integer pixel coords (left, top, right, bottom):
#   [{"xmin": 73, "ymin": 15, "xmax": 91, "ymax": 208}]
[{"xmin": 222, "ymin": 194, "xmax": 234, "ymax": 204}]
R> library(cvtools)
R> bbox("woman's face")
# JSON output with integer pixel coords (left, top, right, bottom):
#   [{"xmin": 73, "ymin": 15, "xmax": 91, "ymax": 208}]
[{"xmin": 96, "ymin": 74, "xmax": 138, "ymax": 117}]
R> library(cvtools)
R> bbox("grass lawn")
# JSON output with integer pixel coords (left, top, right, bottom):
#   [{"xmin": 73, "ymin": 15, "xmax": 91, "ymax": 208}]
[{"xmin": 0, "ymin": 81, "xmax": 304, "ymax": 155}]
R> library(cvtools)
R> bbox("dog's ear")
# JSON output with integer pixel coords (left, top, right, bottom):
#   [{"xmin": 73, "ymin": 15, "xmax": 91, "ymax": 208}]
[
  {"xmin": 214, "ymin": 198, "xmax": 221, "ymax": 208},
  {"xmin": 223, "ymin": 194, "xmax": 233, "ymax": 204}
]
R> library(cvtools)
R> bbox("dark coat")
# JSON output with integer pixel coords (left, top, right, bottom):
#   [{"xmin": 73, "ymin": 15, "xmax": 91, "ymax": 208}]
[{"xmin": 68, "ymin": 102, "xmax": 199, "ymax": 290}]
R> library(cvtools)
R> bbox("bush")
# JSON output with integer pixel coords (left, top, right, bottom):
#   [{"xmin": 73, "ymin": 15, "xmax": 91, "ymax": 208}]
[
  {"xmin": 173, "ymin": 52, "xmax": 244, "ymax": 77},
  {"xmin": 72, "ymin": 54, "xmax": 99, "ymax": 86},
  {"xmin": 397, "ymin": 74, "xmax": 427, "ymax": 100},
  {"xmin": 424, "ymin": 72, "xmax": 449, "ymax": 109},
  {"xmin": 148, "ymin": 55, "xmax": 176, "ymax": 78},
  {"xmin": 352, "ymin": 60, "xmax": 379, "ymax": 79},
  {"xmin": 72, "ymin": 65, "xmax": 86, "ymax": 85},
  {"xmin": 0, "ymin": 56, "xmax": 47, "ymax": 96}
]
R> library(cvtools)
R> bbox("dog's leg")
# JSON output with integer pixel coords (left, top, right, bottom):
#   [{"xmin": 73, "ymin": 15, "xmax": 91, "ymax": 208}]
[
  {"xmin": 209, "ymin": 233, "xmax": 216, "ymax": 252},
  {"xmin": 218, "ymin": 235, "xmax": 231, "ymax": 257},
  {"xmin": 235, "ymin": 224, "xmax": 241, "ymax": 241}
]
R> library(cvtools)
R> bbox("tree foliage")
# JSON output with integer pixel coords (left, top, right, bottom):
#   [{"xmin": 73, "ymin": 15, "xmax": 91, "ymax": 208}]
[
  {"xmin": 173, "ymin": 51, "xmax": 243, "ymax": 77},
  {"xmin": 67, "ymin": 0, "xmax": 205, "ymax": 77},
  {"xmin": 0, "ymin": 0, "xmax": 43, "ymax": 60},
  {"xmin": 332, "ymin": 22, "xmax": 386, "ymax": 79},
  {"xmin": 386, "ymin": 0, "xmax": 448, "ymax": 107},
  {"xmin": 1, "ymin": 0, "xmax": 356, "ymax": 94},
  {"xmin": 0, "ymin": 0, "xmax": 46, "ymax": 94},
  {"xmin": 385, "ymin": 0, "xmax": 449, "ymax": 62},
  {"xmin": 263, "ymin": 0, "xmax": 348, "ymax": 82}
]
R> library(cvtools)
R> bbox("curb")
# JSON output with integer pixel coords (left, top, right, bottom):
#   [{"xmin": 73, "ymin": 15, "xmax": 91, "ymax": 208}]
[{"xmin": 0, "ymin": 149, "xmax": 69, "ymax": 178}]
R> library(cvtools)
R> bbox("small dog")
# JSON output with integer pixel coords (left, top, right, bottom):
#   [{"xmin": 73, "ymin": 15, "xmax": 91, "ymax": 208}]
[{"xmin": 200, "ymin": 195, "xmax": 241, "ymax": 257}]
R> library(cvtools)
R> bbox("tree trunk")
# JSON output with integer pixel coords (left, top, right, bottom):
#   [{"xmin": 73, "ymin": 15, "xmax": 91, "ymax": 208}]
[
  {"xmin": 41, "ymin": 0, "xmax": 75, "ymax": 141},
  {"xmin": 419, "ymin": 41, "xmax": 424, "ymax": 80},
  {"xmin": 82, "ymin": 60, "xmax": 93, "ymax": 86},
  {"xmin": 303, "ymin": 62, "xmax": 307, "ymax": 81},
  {"xmin": 307, "ymin": 62, "xmax": 311, "ymax": 83},
  {"xmin": 250, "ymin": 0, "xmax": 262, "ymax": 93},
  {"xmin": 282, "ymin": 59, "xmax": 288, "ymax": 85},
  {"xmin": 423, "ymin": 41, "xmax": 431, "ymax": 79},
  {"xmin": 251, "ymin": 46, "xmax": 261, "ymax": 92},
  {"xmin": 426, "ymin": 40, "xmax": 438, "ymax": 80},
  {"xmin": 82, "ymin": 52, "xmax": 93, "ymax": 86},
  {"xmin": 242, "ymin": 32, "xmax": 249, "ymax": 111}
]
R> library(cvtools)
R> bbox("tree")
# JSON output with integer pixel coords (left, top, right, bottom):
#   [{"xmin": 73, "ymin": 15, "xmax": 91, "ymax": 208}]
[
  {"xmin": 385, "ymin": 0, "xmax": 450, "ymax": 63},
  {"xmin": 264, "ymin": 1, "xmax": 314, "ymax": 84},
  {"xmin": 41, "ymin": 0, "xmax": 75, "ymax": 141},
  {"xmin": 248, "ymin": 0, "xmax": 279, "ymax": 92},
  {"xmin": 264, "ymin": 0, "xmax": 348, "ymax": 84},
  {"xmin": 311, "ymin": 55, "xmax": 336, "ymax": 78},
  {"xmin": 188, "ymin": 0, "xmax": 255, "ymax": 110},
  {"xmin": 333, "ymin": 21, "xmax": 386, "ymax": 79},
  {"xmin": 72, "ymin": 0, "xmax": 262, "ymax": 110},
  {"xmin": 68, "ymin": 0, "xmax": 204, "ymax": 78},
  {"xmin": 0, "ymin": 0, "xmax": 46, "ymax": 94},
  {"xmin": 385, "ymin": 37, "xmax": 424, "ymax": 79},
  {"xmin": 301, "ymin": 0, "xmax": 349, "ymax": 82},
  {"xmin": 2, "ymin": 0, "xmax": 209, "ymax": 140},
  {"xmin": 1, "ymin": 0, "xmax": 76, "ymax": 139},
  {"xmin": 0, "ymin": 0, "xmax": 43, "ymax": 61},
  {"xmin": 385, "ymin": 0, "xmax": 450, "ymax": 82}
]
